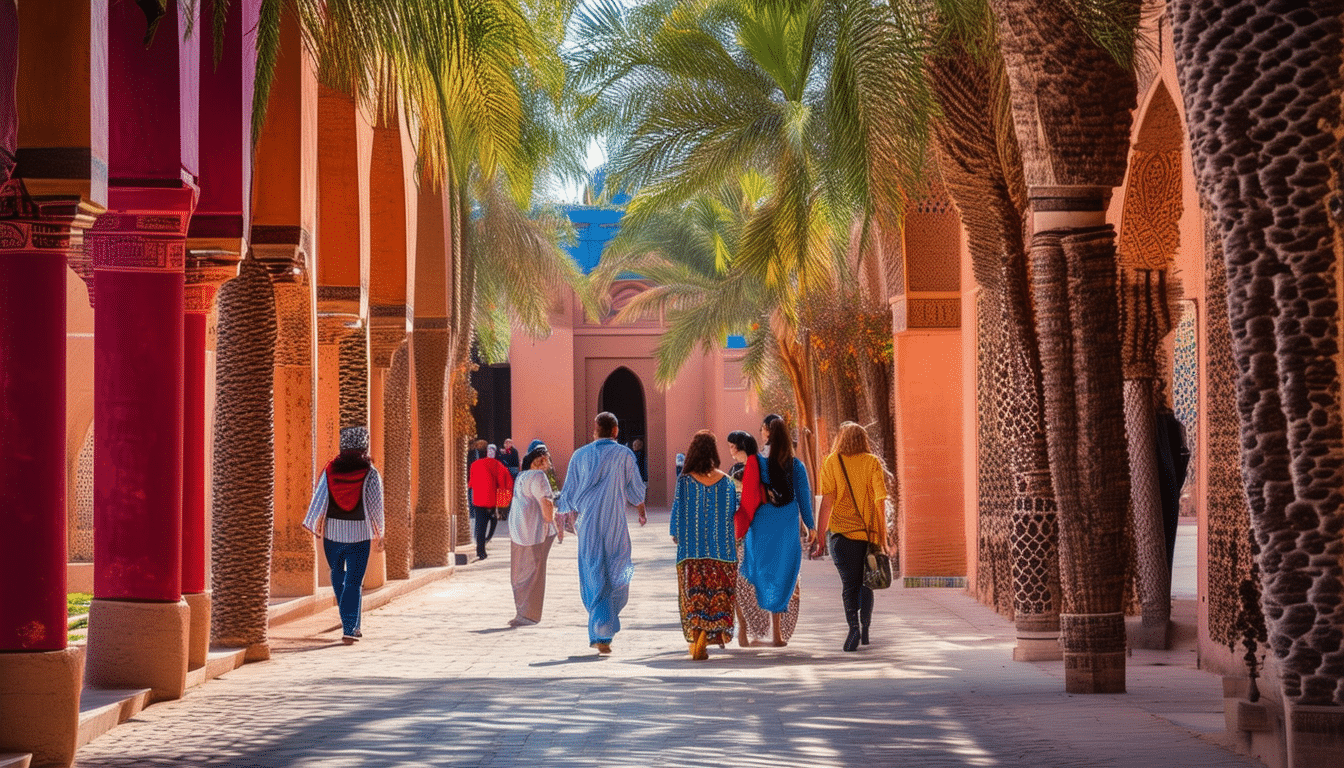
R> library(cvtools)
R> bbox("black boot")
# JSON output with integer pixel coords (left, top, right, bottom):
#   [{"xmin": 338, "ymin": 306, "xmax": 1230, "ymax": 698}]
[
  {"xmin": 843, "ymin": 609, "xmax": 861, "ymax": 652},
  {"xmin": 859, "ymin": 588, "xmax": 873, "ymax": 645}
]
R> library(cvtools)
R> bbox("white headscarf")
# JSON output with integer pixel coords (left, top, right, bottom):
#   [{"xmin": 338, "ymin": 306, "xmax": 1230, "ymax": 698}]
[{"xmin": 487, "ymin": 444, "xmax": 497, "ymax": 458}]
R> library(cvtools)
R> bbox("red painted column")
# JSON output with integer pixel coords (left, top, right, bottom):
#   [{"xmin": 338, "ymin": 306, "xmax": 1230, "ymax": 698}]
[
  {"xmin": 89, "ymin": 188, "xmax": 196, "ymax": 602},
  {"xmin": 0, "ymin": 193, "xmax": 96, "ymax": 651},
  {"xmin": 183, "ymin": 311, "xmax": 208, "ymax": 594}
]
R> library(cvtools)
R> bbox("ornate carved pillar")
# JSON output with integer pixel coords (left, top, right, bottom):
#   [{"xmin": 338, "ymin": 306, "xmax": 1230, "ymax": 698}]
[
  {"xmin": 315, "ymin": 302, "xmax": 361, "ymax": 587},
  {"xmin": 381, "ymin": 338, "xmax": 414, "ymax": 580},
  {"xmin": 367, "ymin": 313, "xmax": 407, "ymax": 584},
  {"xmin": 1027, "ymin": 184, "xmax": 1130, "ymax": 695},
  {"xmin": 256, "ymin": 234, "xmax": 317, "ymax": 598}
]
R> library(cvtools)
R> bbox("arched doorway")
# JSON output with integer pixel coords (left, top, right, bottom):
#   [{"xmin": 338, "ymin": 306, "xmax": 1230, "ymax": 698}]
[{"xmin": 598, "ymin": 367, "xmax": 647, "ymax": 478}]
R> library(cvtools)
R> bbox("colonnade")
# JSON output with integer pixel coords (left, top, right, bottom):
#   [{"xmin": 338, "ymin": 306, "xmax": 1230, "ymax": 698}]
[{"xmin": 0, "ymin": 4, "xmax": 460, "ymax": 765}]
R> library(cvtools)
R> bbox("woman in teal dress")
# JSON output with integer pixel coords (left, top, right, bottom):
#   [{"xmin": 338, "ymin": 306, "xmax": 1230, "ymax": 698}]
[
  {"xmin": 741, "ymin": 417, "xmax": 817, "ymax": 645},
  {"xmin": 670, "ymin": 430, "xmax": 738, "ymax": 660}
]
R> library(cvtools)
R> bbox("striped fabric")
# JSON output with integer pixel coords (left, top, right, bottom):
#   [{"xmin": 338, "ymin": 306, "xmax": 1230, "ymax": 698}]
[{"xmin": 303, "ymin": 468, "xmax": 385, "ymax": 543}]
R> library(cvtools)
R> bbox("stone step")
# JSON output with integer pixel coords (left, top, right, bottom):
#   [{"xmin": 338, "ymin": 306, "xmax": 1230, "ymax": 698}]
[
  {"xmin": 0, "ymin": 753, "xmax": 32, "ymax": 768},
  {"xmin": 184, "ymin": 647, "xmax": 246, "ymax": 689},
  {"xmin": 76, "ymin": 688, "xmax": 151, "ymax": 750}
]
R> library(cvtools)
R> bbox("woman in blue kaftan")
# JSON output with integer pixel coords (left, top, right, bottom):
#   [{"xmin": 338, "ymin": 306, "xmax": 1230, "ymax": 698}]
[
  {"xmin": 670, "ymin": 431, "xmax": 738, "ymax": 660},
  {"xmin": 740, "ymin": 417, "xmax": 816, "ymax": 645}
]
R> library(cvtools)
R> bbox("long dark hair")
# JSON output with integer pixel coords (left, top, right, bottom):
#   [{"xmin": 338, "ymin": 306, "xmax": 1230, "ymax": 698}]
[
  {"xmin": 726, "ymin": 430, "xmax": 758, "ymax": 456},
  {"xmin": 765, "ymin": 418, "xmax": 794, "ymax": 505},
  {"xmin": 682, "ymin": 430, "xmax": 720, "ymax": 475}
]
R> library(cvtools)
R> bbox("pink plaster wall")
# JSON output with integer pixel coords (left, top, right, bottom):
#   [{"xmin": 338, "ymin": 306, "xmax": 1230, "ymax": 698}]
[
  {"xmin": 509, "ymin": 287, "xmax": 757, "ymax": 509},
  {"xmin": 960, "ymin": 237, "xmax": 980, "ymax": 589},
  {"xmin": 893, "ymin": 329, "xmax": 966, "ymax": 577}
]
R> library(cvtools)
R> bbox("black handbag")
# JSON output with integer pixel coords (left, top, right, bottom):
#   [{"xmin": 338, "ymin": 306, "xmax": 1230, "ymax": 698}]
[{"xmin": 838, "ymin": 454, "xmax": 892, "ymax": 590}]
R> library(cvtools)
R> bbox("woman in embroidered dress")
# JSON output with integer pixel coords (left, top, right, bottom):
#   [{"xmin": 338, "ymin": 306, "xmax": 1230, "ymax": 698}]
[
  {"xmin": 811, "ymin": 421, "xmax": 890, "ymax": 652},
  {"xmin": 303, "ymin": 426, "xmax": 385, "ymax": 644},
  {"xmin": 670, "ymin": 430, "xmax": 739, "ymax": 660},
  {"xmin": 508, "ymin": 445, "xmax": 559, "ymax": 626},
  {"xmin": 740, "ymin": 417, "xmax": 816, "ymax": 647}
]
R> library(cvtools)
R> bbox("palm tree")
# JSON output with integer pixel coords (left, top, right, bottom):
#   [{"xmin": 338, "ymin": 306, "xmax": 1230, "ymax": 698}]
[
  {"xmin": 572, "ymin": 0, "xmax": 932, "ymax": 480},
  {"xmin": 244, "ymin": 0, "xmax": 590, "ymax": 553}
]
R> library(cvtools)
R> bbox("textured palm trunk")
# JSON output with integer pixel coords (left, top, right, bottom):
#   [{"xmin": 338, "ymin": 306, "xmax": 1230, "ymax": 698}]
[
  {"xmin": 1170, "ymin": 0, "xmax": 1344, "ymax": 708},
  {"xmin": 928, "ymin": 47, "xmax": 1061, "ymax": 660},
  {"xmin": 210, "ymin": 257, "xmax": 277, "ymax": 659},
  {"xmin": 383, "ymin": 341, "xmax": 413, "ymax": 579},
  {"xmin": 990, "ymin": 0, "xmax": 1139, "ymax": 691},
  {"xmin": 450, "ymin": 181, "xmax": 476, "ymax": 556}
]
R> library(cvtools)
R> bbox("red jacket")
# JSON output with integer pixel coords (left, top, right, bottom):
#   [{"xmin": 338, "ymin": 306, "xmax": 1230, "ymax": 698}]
[
  {"xmin": 469, "ymin": 457, "xmax": 513, "ymax": 507},
  {"xmin": 735, "ymin": 454, "xmax": 763, "ymax": 539}
]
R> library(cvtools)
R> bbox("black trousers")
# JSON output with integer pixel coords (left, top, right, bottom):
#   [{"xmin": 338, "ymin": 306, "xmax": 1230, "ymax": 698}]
[
  {"xmin": 472, "ymin": 505, "xmax": 496, "ymax": 557},
  {"xmin": 830, "ymin": 533, "xmax": 874, "ymax": 627}
]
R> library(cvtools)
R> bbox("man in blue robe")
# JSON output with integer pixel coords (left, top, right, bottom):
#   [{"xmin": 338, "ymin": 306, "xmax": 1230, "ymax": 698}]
[{"xmin": 558, "ymin": 412, "xmax": 647, "ymax": 653}]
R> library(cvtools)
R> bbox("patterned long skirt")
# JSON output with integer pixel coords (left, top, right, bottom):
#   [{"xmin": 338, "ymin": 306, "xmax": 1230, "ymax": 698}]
[
  {"xmin": 735, "ymin": 541, "xmax": 800, "ymax": 643},
  {"xmin": 677, "ymin": 559, "xmax": 737, "ymax": 643}
]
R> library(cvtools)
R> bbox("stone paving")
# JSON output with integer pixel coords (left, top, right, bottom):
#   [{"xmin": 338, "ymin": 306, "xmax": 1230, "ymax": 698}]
[{"xmin": 74, "ymin": 511, "xmax": 1263, "ymax": 768}]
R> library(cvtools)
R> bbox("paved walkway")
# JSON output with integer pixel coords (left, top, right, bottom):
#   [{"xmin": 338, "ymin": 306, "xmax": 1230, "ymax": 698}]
[{"xmin": 74, "ymin": 511, "xmax": 1261, "ymax": 768}]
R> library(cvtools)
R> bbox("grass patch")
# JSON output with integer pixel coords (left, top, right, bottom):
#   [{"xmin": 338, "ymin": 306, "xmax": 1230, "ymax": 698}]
[
  {"xmin": 68, "ymin": 633, "xmax": 85, "ymax": 642},
  {"xmin": 68, "ymin": 592, "xmax": 92, "ymax": 617}
]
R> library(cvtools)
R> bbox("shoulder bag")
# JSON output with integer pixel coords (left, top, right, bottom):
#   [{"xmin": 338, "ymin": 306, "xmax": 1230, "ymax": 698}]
[{"xmin": 838, "ymin": 454, "xmax": 892, "ymax": 590}]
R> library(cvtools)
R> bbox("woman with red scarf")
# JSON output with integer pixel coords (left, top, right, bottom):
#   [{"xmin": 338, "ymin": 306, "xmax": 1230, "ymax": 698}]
[{"xmin": 304, "ymin": 426, "xmax": 385, "ymax": 644}]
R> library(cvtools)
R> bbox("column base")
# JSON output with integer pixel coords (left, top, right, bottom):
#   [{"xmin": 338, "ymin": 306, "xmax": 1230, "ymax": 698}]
[
  {"xmin": 183, "ymin": 592, "xmax": 210, "ymax": 670},
  {"xmin": 1063, "ymin": 651, "xmax": 1127, "ymax": 694},
  {"xmin": 1013, "ymin": 631, "xmax": 1063, "ymax": 662},
  {"xmin": 0, "ymin": 647, "xmax": 85, "ymax": 768},
  {"xmin": 85, "ymin": 599, "xmax": 189, "ymax": 702}
]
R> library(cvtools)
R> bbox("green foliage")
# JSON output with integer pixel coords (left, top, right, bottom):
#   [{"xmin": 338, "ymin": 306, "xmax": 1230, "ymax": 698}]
[
  {"xmin": 574, "ymin": 0, "xmax": 931, "ymax": 393},
  {"xmin": 67, "ymin": 593, "xmax": 92, "ymax": 617}
]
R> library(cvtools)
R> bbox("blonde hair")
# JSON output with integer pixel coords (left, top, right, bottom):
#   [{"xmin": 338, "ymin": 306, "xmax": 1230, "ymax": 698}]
[{"xmin": 831, "ymin": 421, "xmax": 871, "ymax": 456}]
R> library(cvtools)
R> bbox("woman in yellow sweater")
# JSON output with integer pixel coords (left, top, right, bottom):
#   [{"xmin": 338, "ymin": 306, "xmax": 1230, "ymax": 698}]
[{"xmin": 811, "ymin": 422, "xmax": 890, "ymax": 652}]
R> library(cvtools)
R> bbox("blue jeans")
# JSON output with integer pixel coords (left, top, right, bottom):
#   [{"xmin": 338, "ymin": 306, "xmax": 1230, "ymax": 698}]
[{"xmin": 323, "ymin": 538, "xmax": 371, "ymax": 635}]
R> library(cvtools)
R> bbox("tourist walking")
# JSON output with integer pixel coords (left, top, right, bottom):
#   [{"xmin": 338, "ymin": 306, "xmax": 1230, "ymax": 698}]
[
  {"xmin": 508, "ymin": 445, "xmax": 559, "ymax": 627},
  {"xmin": 812, "ymin": 421, "xmax": 890, "ymax": 652},
  {"xmin": 557, "ymin": 412, "xmax": 648, "ymax": 654},
  {"xmin": 468, "ymin": 444, "xmax": 513, "ymax": 561},
  {"xmin": 303, "ymin": 426, "xmax": 385, "ymax": 644},
  {"xmin": 740, "ymin": 417, "xmax": 816, "ymax": 647},
  {"xmin": 670, "ymin": 430, "xmax": 738, "ymax": 660},
  {"xmin": 727, "ymin": 430, "xmax": 802, "ymax": 646},
  {"xmin": 499, "ymin": 438, "xmax": 521, "ymax": 479}
]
